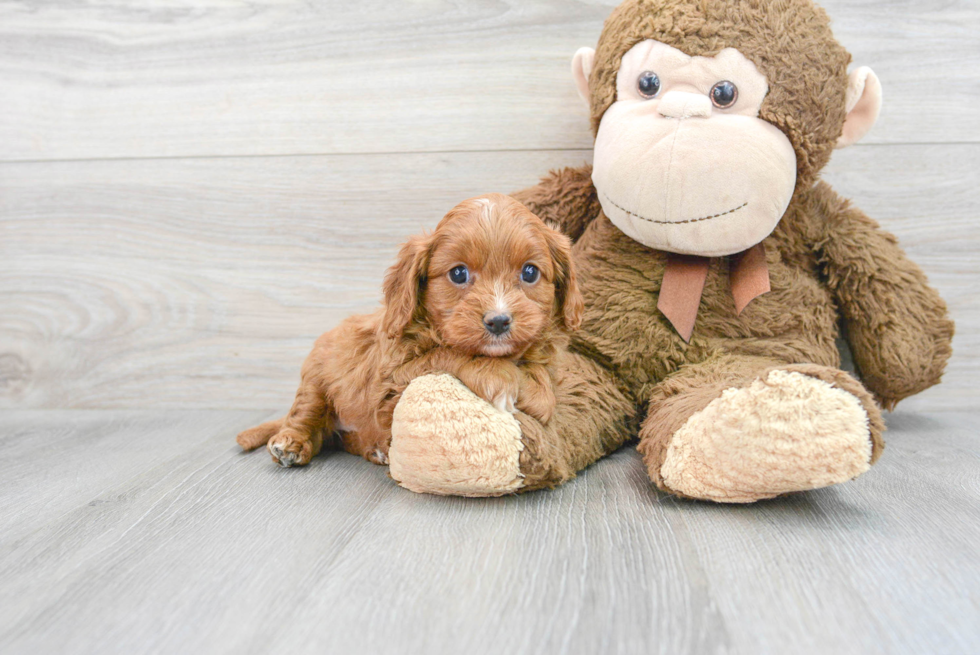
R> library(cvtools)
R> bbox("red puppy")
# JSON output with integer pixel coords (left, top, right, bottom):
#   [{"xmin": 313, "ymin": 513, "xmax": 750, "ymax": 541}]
[{"xmin": 237, "ymin": 193, "xmax": 583, "ymax": 467}]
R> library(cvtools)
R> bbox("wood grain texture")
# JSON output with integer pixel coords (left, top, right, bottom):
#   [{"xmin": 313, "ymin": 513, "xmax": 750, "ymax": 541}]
[
  {"xmin": 0, "ymin": 149, "xmax": 592, "ymax": 409},
  {"xmin": 0, "ymin": 0, "xmax": 977, "ymax": 163},
  {"xmin": 822, "ymin": 144, "xmax": 980, "ymax": 413},
  {"xmin": 1, "ymin": 3, "xmax": 976, "ymax": 653},
  {"xmin": 0, "ymin": 410, "xmax": 977, "ymax": 654},
  {"xmin": 0, "ymin": 409, "xmax": 274, "ymax": 543},
  {"xmin": 1, "ymin": 145, "xmax": 976, "ymax": 411}
]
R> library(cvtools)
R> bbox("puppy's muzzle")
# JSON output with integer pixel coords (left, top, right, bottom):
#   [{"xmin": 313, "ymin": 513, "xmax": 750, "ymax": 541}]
[{"xmin": 484, "ymin": 313, "xmax": 512, "ymax": 336}]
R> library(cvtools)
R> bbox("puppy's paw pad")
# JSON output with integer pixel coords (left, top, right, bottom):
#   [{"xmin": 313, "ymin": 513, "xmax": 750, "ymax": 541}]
[
  {"xmin": 368, "ymin": 449, "xmax": 389, "ymax": 466},
  {"xmin": 270, "ymin": 443, "xmax": 297, "ymax": 467}
]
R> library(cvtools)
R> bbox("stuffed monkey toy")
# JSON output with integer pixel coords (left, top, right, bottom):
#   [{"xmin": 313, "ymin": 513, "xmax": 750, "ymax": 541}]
[{"xmin": 385, "ymin": 0, "xmax": 954, "ymax": 502}]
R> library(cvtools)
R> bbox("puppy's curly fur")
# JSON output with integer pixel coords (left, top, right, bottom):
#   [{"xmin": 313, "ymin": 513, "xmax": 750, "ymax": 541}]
[{"xmin": 236, "ymin": 194, "xmax": 583, "ymax": 467}]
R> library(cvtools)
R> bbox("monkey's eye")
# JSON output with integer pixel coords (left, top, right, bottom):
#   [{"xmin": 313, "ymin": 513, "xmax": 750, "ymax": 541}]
[
  {"xmin": 448, "ymin": 265, "xmax": 469, "ymax": 285},
  {"xmin": 710, "ymin": 81, "xmax": 738, "ymax": 108},
  {"xmin": 637, "ymin": 71, "xmax": 661, "ymax": 98},
  {"xmin": 521, "ymin": 264, "xmax": 540, "ymax": 284}
]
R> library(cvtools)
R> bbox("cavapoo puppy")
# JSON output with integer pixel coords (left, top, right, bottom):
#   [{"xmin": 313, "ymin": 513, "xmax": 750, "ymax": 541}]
[{"xmin": 236, "ymin": 193, "xmax": 583, "ymax": 468}]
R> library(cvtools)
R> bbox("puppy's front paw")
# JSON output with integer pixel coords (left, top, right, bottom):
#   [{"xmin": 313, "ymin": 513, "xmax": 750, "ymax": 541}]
[
  {"xmin": 486, "ymin": 373, "xmax": 520, "ymax": 415},
  {"xmin": 479, "ymin": 379, "xmax": 518, "ymax": 413},
  {"xmin": 492, "ymin": 391, "xmax": 518, "ymax": 414},
  {"xmin": 454, "ymin": 359, "xmax": 521, "ymax": 416},
  {"xmin": 268, "ymin": 429, "xmax": 315, "ymax": 468}
]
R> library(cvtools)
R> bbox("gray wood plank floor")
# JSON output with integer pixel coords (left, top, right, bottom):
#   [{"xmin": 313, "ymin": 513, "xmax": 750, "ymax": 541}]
[
  {"xmin": 2, "ymin": 1, "xmax": 979, "ymax": 653},
  {"xmin": 0, "ymin": 411, "xmax": 977, "ymax": 655}
]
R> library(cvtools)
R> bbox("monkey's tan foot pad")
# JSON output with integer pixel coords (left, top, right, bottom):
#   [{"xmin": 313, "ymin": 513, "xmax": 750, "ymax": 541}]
[
  {"xmin": 659, "ymin": 370, "xmax": 873, "ymax": 503},
  {"xmin": 389, "ymin": 373, "xmax": 525, "ymax": 497},
  {"xmin": 268, "ymin": 430, "xmax": 314, "ymax": 468}
]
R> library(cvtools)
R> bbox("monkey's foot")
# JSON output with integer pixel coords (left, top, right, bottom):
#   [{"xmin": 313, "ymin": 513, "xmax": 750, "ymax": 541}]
[
  {"xmin": 643, "ymin": 369, "xmax": 879, "ymax": 503},
  {"xmin": 388, "ymin": 374, "xmax": 525, "ymax": 497}
]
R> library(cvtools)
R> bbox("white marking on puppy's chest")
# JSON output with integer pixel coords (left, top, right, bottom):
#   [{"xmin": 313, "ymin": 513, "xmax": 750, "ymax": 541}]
[{"xmin": 336, "ymin": 418, "xmax": 357, "ymax": 433}]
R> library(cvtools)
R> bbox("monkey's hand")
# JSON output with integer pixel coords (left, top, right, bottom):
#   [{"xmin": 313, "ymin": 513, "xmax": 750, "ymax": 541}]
[{"xmin": 816, "ymin": 185, "xmax": 954, "ymax": 409}]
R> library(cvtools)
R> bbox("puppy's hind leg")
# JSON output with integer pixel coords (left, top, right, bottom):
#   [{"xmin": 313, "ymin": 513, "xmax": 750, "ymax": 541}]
[
  {"xmin": 265, "ymin": 338, "xmax": 339, "ymax": 468},
  {"xmin": 237, "ymin": 418, "xmax": 284, "ymax": 451},
  {"xmin": 268, "ymin": 379, "xmax": 334, "ymax": 468},
  {"xmin": 338, "ymin": 430, "xmax": 389, "ymax": 466}
]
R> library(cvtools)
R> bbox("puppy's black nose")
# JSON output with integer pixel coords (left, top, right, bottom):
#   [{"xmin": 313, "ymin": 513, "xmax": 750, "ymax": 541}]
[{"xmin": 484, "ymin": 314, "xmax": 512, "ymax": 336}]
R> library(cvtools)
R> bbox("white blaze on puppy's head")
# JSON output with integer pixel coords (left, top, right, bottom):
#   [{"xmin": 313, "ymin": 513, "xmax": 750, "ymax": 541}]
[{"xmin": 473, "ymin": 196, "xmax": 494, "ymax": 223}]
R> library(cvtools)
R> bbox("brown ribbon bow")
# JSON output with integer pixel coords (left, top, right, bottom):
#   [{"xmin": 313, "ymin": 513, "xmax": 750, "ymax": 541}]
[{"xmin": 656, "ymin": 242, "xmax": 770, "ymax": 342}]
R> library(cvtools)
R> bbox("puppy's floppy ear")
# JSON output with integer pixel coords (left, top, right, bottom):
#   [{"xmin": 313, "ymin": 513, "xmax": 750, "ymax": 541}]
[
  {"xmin": 544, "ymin": 227, "xmax": 584, "ymax": 331},
  {"xmin": 382, "ymin": 234, "xmax": 432, "ymax": 338}
]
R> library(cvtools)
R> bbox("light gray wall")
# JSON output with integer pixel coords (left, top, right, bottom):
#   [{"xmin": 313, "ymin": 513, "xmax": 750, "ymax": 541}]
[{"xmin": 1, "ymin": 0, "xmax": 976, "ymax": 411}]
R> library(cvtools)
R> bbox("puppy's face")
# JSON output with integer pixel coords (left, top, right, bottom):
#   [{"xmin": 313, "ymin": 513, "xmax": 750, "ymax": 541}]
[{"xmin": 383, "ymin": 194, "xmax": 583, "ymax": 357}]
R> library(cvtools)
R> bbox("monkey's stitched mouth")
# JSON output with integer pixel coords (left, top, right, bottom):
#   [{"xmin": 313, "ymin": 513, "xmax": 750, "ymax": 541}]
[{"xmin": 604, "ymin": 193, "xmax": 748, "ymax": 225}]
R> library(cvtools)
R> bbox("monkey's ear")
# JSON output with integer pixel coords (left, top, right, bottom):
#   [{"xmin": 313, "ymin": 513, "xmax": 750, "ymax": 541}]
[
  {"xmin": 382, "ymin": 234, "xmax": 431, "ymax": 338},
  {"xmin": 571, "ymin": 47, "xmax": 596, "ymax": 103},
  {"xmin": 836, "ymin": 67, "xmax": 882, "ymax": 149}
]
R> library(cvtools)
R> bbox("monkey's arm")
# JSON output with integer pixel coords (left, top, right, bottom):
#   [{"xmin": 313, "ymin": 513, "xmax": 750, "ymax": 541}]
[
  {"xmin": 510, "ymin": 165, "xmax": 600, "ymax": 242},
  {"xmin": 813, "ymin": 183, "xmax": 954, "ymax": 409}
]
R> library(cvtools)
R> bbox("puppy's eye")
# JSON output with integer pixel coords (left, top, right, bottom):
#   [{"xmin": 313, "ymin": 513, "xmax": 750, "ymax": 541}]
[
  {"xmin": 448, "ymin": 265, "xmax": 469, "ymax": 285},
  {"xmin": 637, "ymin": 71, "xmax": 661, "ymax": 98},
  {"xmin": 521, "ymin": 264, "xmax": 540, "ymax": 284},
  {"xmin": 710, "ymin": 81, "xmax": 738, "ymax": 108}
]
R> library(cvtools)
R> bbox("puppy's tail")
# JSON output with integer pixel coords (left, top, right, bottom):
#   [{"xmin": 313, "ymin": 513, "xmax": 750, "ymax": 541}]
[{"xmin": 236, "ymin": 418, "xmax": 284, "ymax": 451}]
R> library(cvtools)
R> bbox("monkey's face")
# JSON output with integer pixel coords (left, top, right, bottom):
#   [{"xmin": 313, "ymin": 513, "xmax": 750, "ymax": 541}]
[{"xmin": 590, "ymin": 41, "xmax": 797, "ymax": 257}]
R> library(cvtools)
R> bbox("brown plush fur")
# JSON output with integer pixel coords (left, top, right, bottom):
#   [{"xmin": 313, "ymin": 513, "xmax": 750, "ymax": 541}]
[
  {"xmin": 514, "ymin": 349, "xmax": 638, "ymax": 491},
  {"xmin": 237, "ymin": 194, "xmax": 584, "ymax": 467},
  {"xmin": 636, "ymin": 355, "xmax": 886, "ymax": 495},
  {"xmin": 504, "ymin": 0, "xmax": 954, "ymax": 496}
]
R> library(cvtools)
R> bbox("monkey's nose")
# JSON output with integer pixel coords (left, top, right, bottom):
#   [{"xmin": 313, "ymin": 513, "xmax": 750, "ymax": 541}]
[
  {"xmin": 657, "ymin": 91, "xmax": 712, "ymax": 119},
  {"xmin": 484, "ymin": 313, "xmax": 512, "ymax": 336}
]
